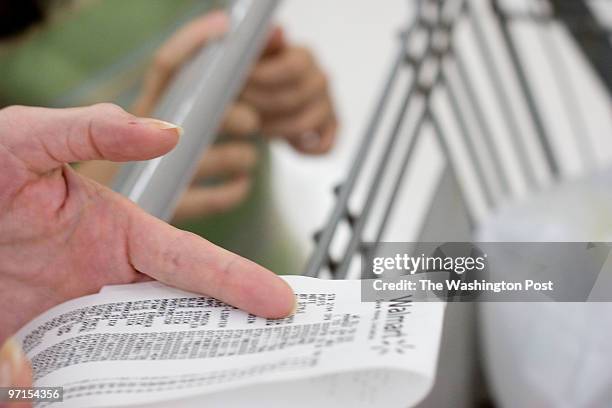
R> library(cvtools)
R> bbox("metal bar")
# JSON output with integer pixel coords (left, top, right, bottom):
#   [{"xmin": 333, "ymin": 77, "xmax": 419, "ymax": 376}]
[
  {"xmin": 369, "ymin": 0, "xmax": 480, "ymax": 261},
  {"xmin": 303, "ymin": 19, "xmax": 417, "ymax": 277},
  {"xmin": 549, "ymin": 0, "xmax": 612, "ymax": 95},
  {"xmin": 358, "ymin": 110, "xmax": 428, "ymax": 280},
  {"xmin": 332, "ymin": 24, "xmax": 437, "ymax": 280},
  {"xmin": 452, "ymin": 50, "xmax": 511, "ymax": 196},
  {"xmin": 428, "ymin": 109, "xmax": 477, "ymax": 230},
  {"xmin": 113, "ymin": 0, "xmax": 280, "ymax": 221},
  {"xmin": 466, "ymin": 1, "xmax": 539, "ymax": 189},
  {"xmin": 534, "ymin": 15, "xmax": 596, "ymax": 170},
  {"xmin": 440, "ymin": 71, "xmax": 496, "ymax": 207},
  {"xmin": 411, "ymin": 5, "xmax": 475, "ymax": 228},
  {"xmin": 372, "ymin": 110, "xmax": 428, "ymax": 247},
  {"xmin": 431, "ymin": 0, "xmax": 496, "ymax": 207},
  {"xmin": 499, "ymin": 11, "xmax": 553, "ymax": 23},
  {"xmin": 491, "ymin": 0, "xmax": 560, "ymax": 178}
]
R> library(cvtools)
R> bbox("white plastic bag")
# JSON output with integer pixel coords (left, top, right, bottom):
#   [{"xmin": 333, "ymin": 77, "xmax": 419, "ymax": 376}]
[{"xmin": 478, "ymin": 170, "xmax": 612, "ymax": 407}]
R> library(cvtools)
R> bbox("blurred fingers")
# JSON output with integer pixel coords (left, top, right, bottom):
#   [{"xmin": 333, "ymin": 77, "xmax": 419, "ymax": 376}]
[
  {"xmin": 173, "ymin": 176, "xmax": 252, "ymax": 221},
  {"xmin": 248, "ymin": 46, "xmax": 315, "ymax": 89},
  {"xmin": 220, "ymin": 103, "xmax": 261, "ymax": 138},
  {"xmin": 0, "ymin": 338, "xmax": 32, "ymax": 408},
  {"xmin": 262, "ymin": 96, "xmax": 334, "ymax": 145},
  {"xmin": 240, "ymin": 42, "xmax": 339, "ymax": 154},
  {"xmin": 194, "ymin": 142, "xmax": 258, "ymax": 181},
  {"xmin": 241, "ymin": 69, "xmax": 328, "ymax": 116},
  {"xmin": 171, "ymin": 143, "xmax": 258, "ymax": 220},
  {"xmin": 290, "ymin": 115, "xmax": 338, "ymax": 155},
  {"xmin": 132, "ymin": 11, "xmax": 229, "ymax": 116}
]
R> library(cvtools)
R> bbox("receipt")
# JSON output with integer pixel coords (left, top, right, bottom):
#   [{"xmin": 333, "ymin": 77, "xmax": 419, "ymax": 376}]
[{"xmin": 16, "ymin": 276, "xmax": 444, "ymax": 408}]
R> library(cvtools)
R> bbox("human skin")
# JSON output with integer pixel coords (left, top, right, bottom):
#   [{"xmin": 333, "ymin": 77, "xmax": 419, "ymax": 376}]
[
  {"xmin": 78, "ymin": 12, "xmax": 338, "ymax": 221},
  {"xmin": 0, "ymin": 10, "xmax": 335, "ymax": 397},
  {"xmin": 0, "ymin": 103, "xmax": 296, "ymax": 347}
]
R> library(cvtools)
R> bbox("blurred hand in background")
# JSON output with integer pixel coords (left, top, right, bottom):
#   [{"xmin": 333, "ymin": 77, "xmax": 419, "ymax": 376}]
[
  {"xmin": 77, "ymin": 11, "xmax": 338, "ymax": 222},
  {"xmin": 241, "ymin": 26, "xmax": 338, "ymax": 155}
]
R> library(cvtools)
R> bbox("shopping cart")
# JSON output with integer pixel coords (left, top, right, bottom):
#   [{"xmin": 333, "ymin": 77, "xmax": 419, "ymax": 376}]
[{"xmin": 112, "ymin": 0, "xmax": 612, "ymax": 405}]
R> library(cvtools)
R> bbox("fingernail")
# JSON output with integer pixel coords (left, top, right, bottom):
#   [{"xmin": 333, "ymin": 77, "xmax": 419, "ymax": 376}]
[
  {"xmin": 138, "ymin": 118, "xmax": 184, "ymax": 137},
  {"xmin": 0, "ymin": 338, "xmax": 25, "ymax": 388},
  {"xmin": 298, "ymin": 131, "xmax": 320, "ymax": 151}
]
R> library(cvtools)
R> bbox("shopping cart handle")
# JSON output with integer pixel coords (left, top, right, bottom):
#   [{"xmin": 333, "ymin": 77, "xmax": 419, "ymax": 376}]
[{"xmin": 113, "ymin": 0, "xmax": 280, "ymax": 221}]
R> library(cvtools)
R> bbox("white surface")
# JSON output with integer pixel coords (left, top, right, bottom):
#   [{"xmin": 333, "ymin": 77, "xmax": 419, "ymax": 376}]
[
  {"xmin": 478, "ymin": 170, "xmax": 612, "ymax": 408},
  {"xmin": 18, "ymin": 277, "xmax": 445, "ymax": 408}
]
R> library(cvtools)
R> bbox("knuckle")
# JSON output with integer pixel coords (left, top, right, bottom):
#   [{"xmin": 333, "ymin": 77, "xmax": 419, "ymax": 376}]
[
  {"xmin": 162, "ymin": 231, "xmax": 198, "ymax": 271},
  {"xmin": 91, "ymin": 102, "xmax": 126, "ymax": 116},
  {"xmin": 0, "ymin": 105, "xmax": 35, "ymax": 128},
  {"xmin": 86, "ymin": 104, "xmax": 129, "ymax": 140},
  {"xmin": 0, "ymin": 105, "xmax": 28, "ymax": 118},
  {"xmin": 0, "ymin": 105, "xmax": 28, "ymax": 129}
]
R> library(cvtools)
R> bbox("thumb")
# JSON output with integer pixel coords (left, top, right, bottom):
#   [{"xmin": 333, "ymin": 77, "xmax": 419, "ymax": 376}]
[
  {"xmin": 0, "ymin": 338, "xmax": 32, "ymax": 408},
  {"xmin": 0, "ymin": 103, "xmax": 181, "ymax": 174}
]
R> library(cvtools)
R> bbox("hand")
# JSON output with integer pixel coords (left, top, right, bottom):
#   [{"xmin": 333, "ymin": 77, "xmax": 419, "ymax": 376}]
[
  {"xmin": 132, "ymin": 12, "xmax": 340, "ymax": 155},
  {"xmin": 240, "ymin": 27, "xmax": 339, "ymax": 154},
  {"xmin": 172, "ymin": 141, "xmax": 258, "ymax": 222},
  {"xmin": 0, "ymin": 338, "xmax": 31, "ymax": 408},
  {"xmin": 128, "ymin": 11, "xmax": 262, "ymax": 221},
  {"xmin": 128, "ymin": 13, "xmax": 338, "ymax": 221},
  {"xmin": 0, "ymin": 103, "xmax": 296, "ymax": 347}
]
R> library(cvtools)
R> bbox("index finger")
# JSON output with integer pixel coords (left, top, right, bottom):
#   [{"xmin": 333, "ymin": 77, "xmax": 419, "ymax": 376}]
[{"xmin": 126, "ymin": 201, "xmax": 296, "ymax": 319}]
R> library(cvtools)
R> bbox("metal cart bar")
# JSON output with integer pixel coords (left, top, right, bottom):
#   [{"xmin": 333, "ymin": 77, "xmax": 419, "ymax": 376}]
[{"xmin": 113, "ymin": 0, "xmax": 280, "ymax": 221}]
